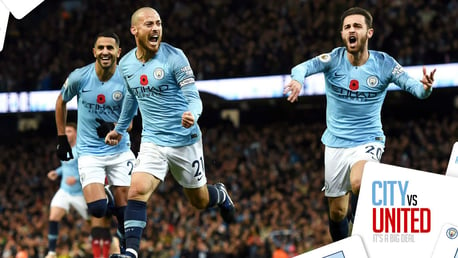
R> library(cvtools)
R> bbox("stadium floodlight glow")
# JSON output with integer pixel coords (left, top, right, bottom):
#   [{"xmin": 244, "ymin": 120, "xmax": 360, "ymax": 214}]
[{"xmin": 0, "ymin": 63, "xmax": 457, "ymax": 113}]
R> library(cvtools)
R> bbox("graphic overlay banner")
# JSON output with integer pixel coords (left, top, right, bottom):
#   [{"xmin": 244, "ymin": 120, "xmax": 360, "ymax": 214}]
[
  {"xmin": 294, "ymin": 235, "xmax": 368, "ymax": 258},
  {"xmin": 0, "ymin": 0, "xmax": 45, "ymax": 51},
  {"xmin": 445, "ymin": 142, "xmax": 458, "ymax": 177},
  {"xmin": 431, "ymin": 223, "xmax": 458, "ymax": 258},
  {"xmin": 352, "ymin": 162, "xmax": 458, "ymax": 258},
  {"xmin": 0, "ymin": 1, "xmax": 8, "ymax": 51},
  {"xmin": 0, "ymin": 0, "xmax": 44, "ymax": 19}
]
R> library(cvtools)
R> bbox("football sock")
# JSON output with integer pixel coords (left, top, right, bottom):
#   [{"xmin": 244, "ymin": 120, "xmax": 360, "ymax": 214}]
[
  {"xmin": 92, "ymin": 238, "xmax": 101, "ymax": 258},
  {"xmin": 47, "ymin": 221, "xmax": 58, "ymax": 252},
  {"xmin": 207, "ymin": 184, "xmax": 226, "ymax": 208},
  {"xmin": 329, "ymin": 218, "xmax": 349, "ymax": 241},
  {"xmin": 113, "ymin": 206, "xmax": 126, "ymax": 245},
  {"xmin": 102, "ymin": 238, "xmax": 112, "ymax": 258},
  {"xmin": 91, "ymin": 227, "xmax": 111, "ymax": 258},
  {"xmin": 350, "ymin": 193, "xmax": 359, "ymax": 223},
  {"xmin": 124, "ymin": 200, "xmax": 147, "ymax": 256}
]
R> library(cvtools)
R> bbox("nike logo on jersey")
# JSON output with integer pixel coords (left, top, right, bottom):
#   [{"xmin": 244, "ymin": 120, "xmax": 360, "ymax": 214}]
[
  {"xmin": 127, "ymin": 74, "xmax": 134, "ymax": 79},
  {"xmin": 334, "ymin": 71, "xmax": 345, "ymax": 78},
  {"xmin": 82, "ymin": 88, "xmax": 91, "ymax": 93}
]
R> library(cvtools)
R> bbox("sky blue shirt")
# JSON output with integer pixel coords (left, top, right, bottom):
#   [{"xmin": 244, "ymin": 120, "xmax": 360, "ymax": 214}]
[
  {"xmin": 60, "ymin": 63, "xmax": 131, "ymax": 156},
  {"xmin": 115, "ymin": 42, "xmax": 202, "ymax": 147},
  {"xmin": 55, "ymin": 146, "xmax": 82, "ymax": 195},
  {"xmin": 291, "ymin": 47, "xmax": 431, "ymax": 148}
]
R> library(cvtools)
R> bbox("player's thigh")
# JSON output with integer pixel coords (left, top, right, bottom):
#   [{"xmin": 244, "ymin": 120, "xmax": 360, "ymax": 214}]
[
  {"xmin": 49, "ymin": 189, "xmax": 71, "ymax": 219},
  {"xmin": 70, "ymin": 195, "xmax": 89, "ymax": 220},
  {"xmin": 128, "ymin": 143, "xmax": 167, "ymax": 200},
  {"xmin": 324, "ymin": 146, "xmax": 352, "ymax": 197},
  {"xmin": 349, "ymin": 142, "xmax": 385, "ymax": 191},
  {"xmin": 106, "ymin": 151, "xmax": 136, "ymax": 187},
  {"xmin": 78, "ymin": 155, "xmax": 109, "ymax": 189},
  {"xmin": 134, "ymin": 142, "xmax": 169, "ymax": 181},
  {"xmin": 128, "ymin": 172, "xmax": 161, "ymax": 201},
  {"xmin": 82, "ymin": 183, "xmax": 106, "ymax": 203},
  {"xmin": 49, "ymin": 206, "xmax": 67, "ymax": 221},
  {"xmin": 168, "ymin": 139, "xmax": 207, "ymax": 189}
]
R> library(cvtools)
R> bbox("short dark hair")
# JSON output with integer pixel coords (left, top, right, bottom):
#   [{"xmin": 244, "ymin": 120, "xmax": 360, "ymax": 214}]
[
  {"xmin": 66, "ymin": 122, "xmax": 77, "ymax": 130},
  {"xmin": 95, "ymin": 31, "xmax": 120, "ymax": 46},
  {"xmin": 340, "ymin": 7, "xmax": 373, "ymax": 29}
]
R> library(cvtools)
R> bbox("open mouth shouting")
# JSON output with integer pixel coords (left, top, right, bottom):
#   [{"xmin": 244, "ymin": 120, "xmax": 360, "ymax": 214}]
[
  {"xmin": 348, "ymin": 35, "xmax": 357, "ymax": 48},
  {"xmin": 149, "ymin": 34, "xmax": 160, "ymax": 45}
]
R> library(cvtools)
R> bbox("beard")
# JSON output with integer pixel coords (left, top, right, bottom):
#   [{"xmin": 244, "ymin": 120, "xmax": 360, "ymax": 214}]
[
  {"xmin": 139, "ymin": 37, "xmax": 160, "ymax": 53},
  {"xmin": 344, "ymin": 36, "xmax": 368, "ymax": 54},
  {"xmin": 98, "ymin": 58, "xmax": 114, "ymax": 69}
]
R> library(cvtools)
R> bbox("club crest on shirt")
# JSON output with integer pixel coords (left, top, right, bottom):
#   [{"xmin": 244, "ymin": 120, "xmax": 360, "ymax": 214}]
[
  {"xmin": 319, "ymin": 53, "xmax": 331, "ymax": 63},
  {"xmin": 112, "ymin": 90, "xmax": 123, "ymax": 101},
  {"xmin": 366, "ymin": 76, "xmax": 379, "ymax": 87},
  {"xmin": 153, "ymin": 68, "xmax": 165, "ymax": 80}
]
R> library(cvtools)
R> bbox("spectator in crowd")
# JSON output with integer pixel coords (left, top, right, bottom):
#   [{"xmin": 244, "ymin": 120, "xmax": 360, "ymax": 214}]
[
  {"xmin": 0, "ymin": 0, "xmax": 456, "ymax": 92},
  {"xmin": 0, "ymin": 108, "xmax": 455, "ymax": 256}
]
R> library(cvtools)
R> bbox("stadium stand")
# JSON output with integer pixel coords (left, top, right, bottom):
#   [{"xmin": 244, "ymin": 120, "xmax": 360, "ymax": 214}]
[{"xmin": 0, "ymin": 0, "xmax": 456, "ymax": 257}]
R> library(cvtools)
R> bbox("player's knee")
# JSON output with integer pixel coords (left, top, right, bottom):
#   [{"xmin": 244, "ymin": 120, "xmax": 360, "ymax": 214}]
[
  {"xmin": 329, "ymin": 207, "xmax": 347, "ymax": 222},
  {"xmin": 351, "ymin": 178, "xmax": 361, "ymax": 195},
  {"xmin": 128, "ymin": 181, "xmax": 154, "ymax": 200},
  {"xmin": 87, "ymin": 199, "xmax": 107, "ymax": 218}
]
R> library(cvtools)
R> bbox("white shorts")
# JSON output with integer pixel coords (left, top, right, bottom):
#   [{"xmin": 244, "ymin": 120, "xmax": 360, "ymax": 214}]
[
  {"xmin": 134, "ymin": 140, "xmax": 207, "ymax": 189},
  {"xmin": 50, "ymin": 189, "xmax": 88, "ymax": 220},
  {"xmin": 78, "ymin": 151, "xmax": 135, "ymax": 188},
  {"xmin": 324, "ymin": 142, "xmax": 384, "ymax": 197}
]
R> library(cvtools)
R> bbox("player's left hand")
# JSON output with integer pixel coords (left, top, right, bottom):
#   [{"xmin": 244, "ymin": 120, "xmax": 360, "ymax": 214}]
[
  {"xmin": 420, "ymin": 66, "xmax": 436, "ymax": 91},
  {"xmin": 66, "ymin": 176, "xmax": 77, "ymax": 185},
  {"xmin": 182, "ymin": 111, "xmax": 195, "ymax": 128}
]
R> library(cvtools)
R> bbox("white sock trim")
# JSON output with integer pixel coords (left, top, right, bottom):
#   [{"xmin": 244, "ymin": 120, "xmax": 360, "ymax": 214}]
[{"xmin": 126, "ymin": 248, "xmax": 138, "ymax": 258}]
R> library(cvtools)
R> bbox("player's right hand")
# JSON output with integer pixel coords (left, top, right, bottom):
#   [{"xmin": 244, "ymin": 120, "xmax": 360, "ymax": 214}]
[
  {"xmin": 283, "ymin": 79, "xmax": 302, "ymax": 103},
  {"xmin": 56, "ymin": 135, "xmax": 73, "ymax": 161},
  {"xmin": 105, "ymin": 130, "xmax": 123, "ymax": 146},
  {"xmin": 47, "ymin": 170, "xmax": 58, "ymax": 181}
]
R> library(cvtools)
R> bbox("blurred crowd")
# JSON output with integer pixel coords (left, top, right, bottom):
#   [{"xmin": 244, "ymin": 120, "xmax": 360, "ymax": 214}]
[
  {"xmin": 0, "ymin": 0, "xmax": 456, "ymax": 257},
  {"xmin": 0, "ymin": 0, "xmax": 457, "ymax": 92},
  {"xmin": 0, "ymin": 108, "xmax": 455, "ymax": 257}
]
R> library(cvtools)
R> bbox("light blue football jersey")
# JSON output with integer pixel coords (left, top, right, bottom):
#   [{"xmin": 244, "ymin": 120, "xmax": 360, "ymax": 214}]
[
  {"xmin": 60, "ymin": 63, "xmax": 131, "ymax": 156},
  {"xmin": 55, "ymin": 146, "xmax": 82, "ymax": 195},
  {"xmin": 291, "ymin": 47, "xmax": 431, "ymax": 148},
  {"xmin": 116, "ymin": 42, "xmax": 202, "ymax": 147}
]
